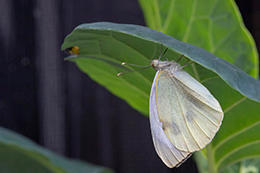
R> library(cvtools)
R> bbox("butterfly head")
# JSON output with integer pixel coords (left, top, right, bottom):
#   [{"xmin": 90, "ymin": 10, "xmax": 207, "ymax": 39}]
[
  {"xmin": 151, "ymin": 59, "xmax": 160, "ymax": 70},
  {"xmin": 151, "ymin": 59, "xmax": 178, "ymax": 71}
]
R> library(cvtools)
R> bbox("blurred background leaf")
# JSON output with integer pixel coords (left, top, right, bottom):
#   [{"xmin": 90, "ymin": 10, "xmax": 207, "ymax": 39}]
[
  {"xmin": 0, "ymin": 127, "xmax": 113, "ymax": 173},
  {"xmin": 221, "ymin": 158, "xmax": 260, "ymax": 173}
]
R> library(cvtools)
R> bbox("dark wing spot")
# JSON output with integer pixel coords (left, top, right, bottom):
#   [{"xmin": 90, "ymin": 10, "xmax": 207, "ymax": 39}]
[{"xmin": 161, "ymin": 120, "xmax": 181, "ymax": 135}]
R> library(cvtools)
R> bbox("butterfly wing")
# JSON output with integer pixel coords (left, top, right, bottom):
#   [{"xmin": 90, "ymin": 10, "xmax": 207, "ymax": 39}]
[
  {"xmin": 149, "ymin": 71, "xmax": 191, "ymax": 168},
  {"xmin": 155, "ymin": 70, "xmax": 223, "ymax": 152}
]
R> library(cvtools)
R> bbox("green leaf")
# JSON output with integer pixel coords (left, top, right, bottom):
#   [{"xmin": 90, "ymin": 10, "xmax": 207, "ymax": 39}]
[
  {"xmin": 62, "ymin": 21, "xmax": 260, "ymax": 172},
  {"xmin": 138, "ymin": 0, "xmax": 260, "ymax": 172},
  {"xmin": 0, "ymin": 127, "xmax": 113, "ymax": 173},
  {"xmin": 139, "ymin": 0, "xmax": 259, "ymax": 77}
]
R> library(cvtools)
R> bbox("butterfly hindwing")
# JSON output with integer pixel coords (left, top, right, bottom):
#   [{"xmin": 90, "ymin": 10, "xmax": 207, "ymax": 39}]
[{"xmin": 149, "ymin": 71, "xmax": 191, "ymax": 168}]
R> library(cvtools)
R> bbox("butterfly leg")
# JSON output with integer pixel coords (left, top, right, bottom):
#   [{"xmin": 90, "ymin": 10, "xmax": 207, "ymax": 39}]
[
  {"xmin": 175, "ymin": 54, "xmax": 184, "ymax": 62},
  {"xmin": 181, "ymin": 59, "xmax": 194, "ymax": 69}
]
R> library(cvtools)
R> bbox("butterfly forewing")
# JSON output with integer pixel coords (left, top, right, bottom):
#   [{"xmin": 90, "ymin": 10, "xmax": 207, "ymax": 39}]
[{"xmin": 154, "ymin": 70, "xmax": 223, "ymax": 152}]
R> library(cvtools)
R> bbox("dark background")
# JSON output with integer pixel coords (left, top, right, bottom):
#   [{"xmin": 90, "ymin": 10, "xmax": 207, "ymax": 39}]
[{"xmin": 0, "ymin": 0, "xmax": 259, "ymax": 172}]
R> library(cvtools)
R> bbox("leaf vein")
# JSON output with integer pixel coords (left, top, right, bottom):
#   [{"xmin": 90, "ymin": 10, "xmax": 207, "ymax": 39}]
[
  {"xmin": 183, "ymin": 0, "xmax": 197, "ymax": 42},
  {"xmin": 216, "ymin": 141, "xmax": 260, "ymax": 169},
  {"xmin": 224, "ymin": 97, "xmax": 247, "ymax": 114},
  {"xmin": 162, "ymin": 0, "xmax": 176, "ymax": 32},
  {"xmin": 213, "ymin": 121, "xmax": 260, "ymax": 152}
]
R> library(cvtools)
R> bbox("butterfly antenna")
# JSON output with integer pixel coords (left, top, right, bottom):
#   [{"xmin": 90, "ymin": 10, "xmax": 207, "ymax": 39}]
[
  {"xmin": 117, "ymin": 62, "xmax": 151, "ymax": 77},
  {"xmin": 120, "ymin": 62, "xmax": 151, "ymax": 68},
  {"xmin": 117, "ymin": 66, "xmax": 151, "ymax": 76}
]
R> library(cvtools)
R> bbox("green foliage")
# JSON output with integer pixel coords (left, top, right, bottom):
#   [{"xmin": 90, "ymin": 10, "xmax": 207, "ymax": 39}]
[
  {"xmin": 61, "ymin": 0, "xmax": 260, "ymax": 172},
  {"xmin": 139, "ymin": 0, "xmax": 260, "ymax": 172},
  {"xmin": 139, "ymin": 0, "xmax": 258, "ymax": 77},
  {"xmin": 62, "ymin": 20, "xmax": 260, "ymax": 172},
  {"xmin": 0, "ymin": 127, "xmax": 113, "ymax": 173}
]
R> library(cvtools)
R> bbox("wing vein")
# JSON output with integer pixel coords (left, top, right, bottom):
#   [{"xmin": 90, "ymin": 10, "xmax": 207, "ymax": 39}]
[
  {"xmin": 193, "ymin": 105, "xmax": 219, "ymax": 127},
  {"xmin": 193, "ymin": 119, "xmax": 211, "ymax": 139},
  {"xmin": 172, "ymin": 75, "xmax": 222, "ymax": 113},
  {"xmin": 170, "ymin": 77, "xmax": 201, "ymax": 150}
]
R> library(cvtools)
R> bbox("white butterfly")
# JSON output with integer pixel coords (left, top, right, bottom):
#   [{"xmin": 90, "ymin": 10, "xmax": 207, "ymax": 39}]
[{"xmin": 149, "ymin": 57, "xmax": 224, "ymax": 168}]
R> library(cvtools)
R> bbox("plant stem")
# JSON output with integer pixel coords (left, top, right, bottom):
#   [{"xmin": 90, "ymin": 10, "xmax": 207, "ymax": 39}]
[{"xmin": 207, "ymin": 144, "xmax": 217, "ymax": 173}]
